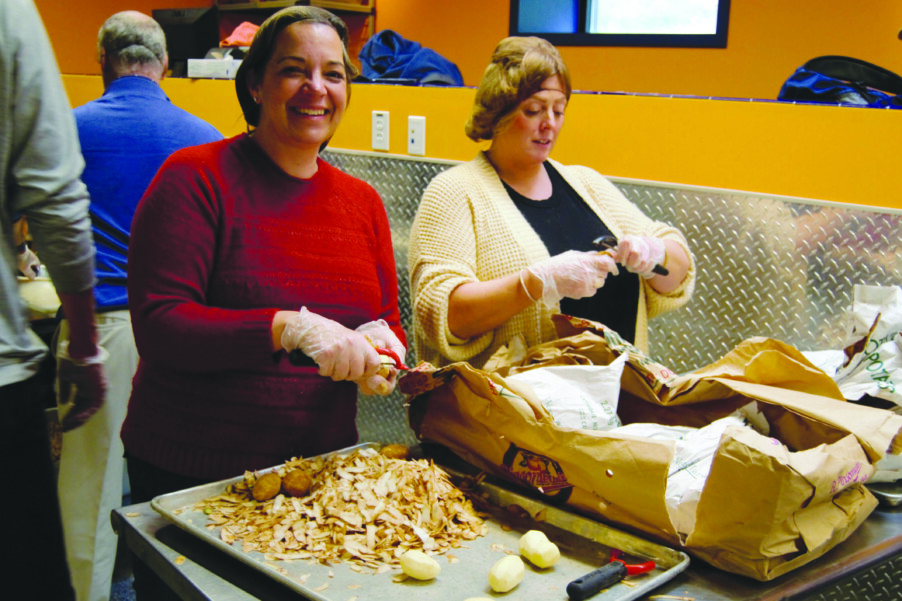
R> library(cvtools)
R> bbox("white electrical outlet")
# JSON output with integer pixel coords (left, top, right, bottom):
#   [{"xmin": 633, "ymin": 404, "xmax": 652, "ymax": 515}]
[
  {"xmin": 408, "ymin": 116, "xmax": 426, "ymax": 156},
  {"xmin": 372, "ymin": 110, "xmax": 389, "ymax": 151}
]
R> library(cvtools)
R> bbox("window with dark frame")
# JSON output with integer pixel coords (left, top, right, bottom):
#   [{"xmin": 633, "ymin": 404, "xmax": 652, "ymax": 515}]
[{"xmin": 511, "ymin": 0, "xmax": 730, "ymax": 49}]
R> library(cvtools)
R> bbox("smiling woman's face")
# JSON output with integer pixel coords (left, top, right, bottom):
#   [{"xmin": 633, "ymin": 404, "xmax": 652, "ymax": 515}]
[
  {"xmin": 249, "ymin": 21, "xmax": 348, "ymax": 154},
  {"xmin": 491, "ymin": 75, "xmax": 568, "ymax": 168}
]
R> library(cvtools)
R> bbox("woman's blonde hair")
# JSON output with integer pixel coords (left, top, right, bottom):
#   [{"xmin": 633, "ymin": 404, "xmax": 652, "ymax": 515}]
[{"xmin": 465, "ymin": 37, "xmax": 571, "ymax": 142}]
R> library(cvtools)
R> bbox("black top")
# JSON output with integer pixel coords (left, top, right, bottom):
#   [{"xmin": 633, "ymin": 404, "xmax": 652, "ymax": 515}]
[{"xmin": 503, "ymin": 162, "xmax": 640, "ymax": 343}]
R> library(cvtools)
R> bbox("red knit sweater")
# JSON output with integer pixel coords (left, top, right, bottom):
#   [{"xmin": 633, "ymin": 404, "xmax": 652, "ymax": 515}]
[{"xmin": 121, "ymin": 135, "xmax": 405, "ymax": 480}]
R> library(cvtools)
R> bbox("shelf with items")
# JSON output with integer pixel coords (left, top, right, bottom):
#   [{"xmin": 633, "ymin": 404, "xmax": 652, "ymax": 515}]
[
  {"xmin": 217, "ymin": 1, "xmax": 374, "ymax": 13},
  {"xmin": 216, "ymin": 0, "xmax": 375, "ymax": 71},
  {"xmin": 310, "ymin": 0, "xmax": 374, "ymax": 13},
  {"xmin": 215, "ymin": 0, "xmax": 258, "ymax": 10}
]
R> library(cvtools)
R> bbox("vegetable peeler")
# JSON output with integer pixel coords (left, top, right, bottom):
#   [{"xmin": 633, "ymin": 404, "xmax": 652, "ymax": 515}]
[
  {"xmin": 592, "ymin": 235, "xmax": 669, "ymax": 276},
  {"xmin": 566, "ymin": 550, "xmax": 656, "ymax": 601}
]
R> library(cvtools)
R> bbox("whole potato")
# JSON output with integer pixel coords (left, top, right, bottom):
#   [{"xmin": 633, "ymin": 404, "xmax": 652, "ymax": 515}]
[
  {"xmin": 281, "ymin": 469, "xmax": 312, "ymax": 497},
  {"xmin": 381, "ymin": 443, "xmax": 410, "ymax": 460},
  {"xmin": 252, "ymin": 472, "xmax": 282, "ymax": 501}
]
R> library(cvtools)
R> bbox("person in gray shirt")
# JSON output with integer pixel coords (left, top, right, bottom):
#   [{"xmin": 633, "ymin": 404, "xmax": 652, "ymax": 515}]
[{"xmin": 0, "ymin": 1, "xmax": 108, "ymax": 598}]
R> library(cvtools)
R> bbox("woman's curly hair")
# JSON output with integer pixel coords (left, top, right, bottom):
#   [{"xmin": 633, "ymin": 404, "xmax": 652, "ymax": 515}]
[{"xmin": 465, "ymin": 37, "xmax": 572, "ymax": 142}]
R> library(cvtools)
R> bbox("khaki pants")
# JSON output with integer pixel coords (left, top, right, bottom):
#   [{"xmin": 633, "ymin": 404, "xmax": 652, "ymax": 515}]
[{"xmin": 56, "ymin": 310, "xmax": 137, "ymax": 601}]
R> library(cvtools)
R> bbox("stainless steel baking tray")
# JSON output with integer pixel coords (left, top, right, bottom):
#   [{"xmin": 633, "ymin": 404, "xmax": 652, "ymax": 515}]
[
  {"xmin": 152, "ymin": 443, "xmax": 689, "ymax": 601},
  {"xmin": 867, "ymin": 481, "xmax": 902, "ymax": 506}
]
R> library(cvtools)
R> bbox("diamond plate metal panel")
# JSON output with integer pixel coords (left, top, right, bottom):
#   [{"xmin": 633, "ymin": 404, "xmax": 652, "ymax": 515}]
[
  {"xmin": 322, "ymin": 150, "xmax": 455, "ymax": 445},
  {"xmin": 795, "ymin": 555, "xmax": 902, "ymax": 601},
  {"xmin": 622, "ymin": 184, "xmax": 902, "ymax": 373},
  {"xmin": 322, "ymin": 149, "xmax": 902, "ymax": 444}
]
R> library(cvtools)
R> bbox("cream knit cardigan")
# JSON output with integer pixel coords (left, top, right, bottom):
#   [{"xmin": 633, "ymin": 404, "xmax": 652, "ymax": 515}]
[{"xmin": 408, "ymin": 152, "xmax": 695, "ymax": 368}]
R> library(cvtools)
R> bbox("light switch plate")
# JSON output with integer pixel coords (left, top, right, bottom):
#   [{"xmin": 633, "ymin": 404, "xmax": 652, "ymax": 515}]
[
  {"xmin": 408, "ymin": 116, "xmax": 426, "ymax": 156},
  {"xmin": 372, "ymin": 110, "xmax": 389, "ymax": 151}
]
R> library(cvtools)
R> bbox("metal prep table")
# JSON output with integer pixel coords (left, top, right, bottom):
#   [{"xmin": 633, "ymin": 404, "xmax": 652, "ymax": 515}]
[{"xmin": 111, "ymin": 492, "xmax": 902, "ymax": 601}]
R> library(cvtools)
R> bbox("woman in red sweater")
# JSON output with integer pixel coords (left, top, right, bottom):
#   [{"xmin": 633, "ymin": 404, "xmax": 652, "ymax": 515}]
[{"xmin": 121, "ymin": 10, "xmax": 406, "ymax": 597}]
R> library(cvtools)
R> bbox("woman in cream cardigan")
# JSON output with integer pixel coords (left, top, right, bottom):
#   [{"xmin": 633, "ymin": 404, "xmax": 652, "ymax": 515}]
[{"xmin": 409, "ymin": 37, "xmax": 695, "ymax": 369}]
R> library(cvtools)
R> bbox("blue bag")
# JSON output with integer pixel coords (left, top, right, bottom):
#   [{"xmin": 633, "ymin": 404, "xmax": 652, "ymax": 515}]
[
  {"xmin": 778, "ymin": 55, "xmax": 902, "ymax": 109},
  {"xmin": 358, "ymin": 30, "xmax": 464, "ymax": 86}
]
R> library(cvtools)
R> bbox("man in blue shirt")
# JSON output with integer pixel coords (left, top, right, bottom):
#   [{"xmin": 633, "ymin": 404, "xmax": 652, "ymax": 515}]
[{"xmin": 54, "ymin": 11, "xmax": 222, "ymax": 601}]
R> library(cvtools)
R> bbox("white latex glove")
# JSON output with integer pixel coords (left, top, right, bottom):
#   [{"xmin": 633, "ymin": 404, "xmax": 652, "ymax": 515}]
[
  {"xmin": 354, "ymin": 319, "xmax": 407, "ymax": 396},
  {"xmin": 526, "ymin": 250, "xmax": 619, "ymax": 308},
  {"xmin": 17, "ymin": 246, "xmax": 40, "ymax": 280},
  {"xmin": 616, "ymin": 235, "xmax": 666, "ymax": 278},
  {"xmin": 281, "ymin": 307, "xmax": 380, "ymax": 381}
]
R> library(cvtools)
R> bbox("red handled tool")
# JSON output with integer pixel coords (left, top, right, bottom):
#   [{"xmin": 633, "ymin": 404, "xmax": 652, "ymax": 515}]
[
  {"xmin": 566, "ymin": 550, "xmax": 655, "ymax": 601},
  {"xmin": 375, "ymin": 347, "xmax": 409, "ymax": 370}
]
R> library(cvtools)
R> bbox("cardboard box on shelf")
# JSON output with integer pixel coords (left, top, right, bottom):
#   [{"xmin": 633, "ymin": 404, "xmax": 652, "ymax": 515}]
[{"xmin": 187, "ymin": 58, "xmax": 242, "ymax": 80}]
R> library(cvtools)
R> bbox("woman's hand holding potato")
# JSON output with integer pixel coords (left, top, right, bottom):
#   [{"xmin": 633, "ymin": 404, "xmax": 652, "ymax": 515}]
[
  {"xmin": 279, "ymin": 307, "xmax": 382, "ymax": 381},
  {"xmin": 353, "ymin": 319, "xmax": 407, "ymax": 396}
]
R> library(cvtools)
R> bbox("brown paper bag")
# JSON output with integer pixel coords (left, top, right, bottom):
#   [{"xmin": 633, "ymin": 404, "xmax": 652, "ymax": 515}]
[{"xmin": 401, "ymin": 316, "xmax": 902, "ymax": 581}]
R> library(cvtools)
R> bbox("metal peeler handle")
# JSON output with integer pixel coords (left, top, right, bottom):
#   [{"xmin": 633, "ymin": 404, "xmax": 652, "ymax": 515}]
[{"xmin": 592, "ymin": 235, "xmax": 669, "ymax": 277}]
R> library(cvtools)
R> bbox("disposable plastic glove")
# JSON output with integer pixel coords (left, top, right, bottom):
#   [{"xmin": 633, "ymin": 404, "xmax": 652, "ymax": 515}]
[
  {"xmin": 616, "ymin": 235, "xmax": 666, "ymax": 278},
  {"xmin": 17, "ymin": 246, "xmax": 40, "ymax": 280},
  {"xmin": 281, "ymin": 307, "xmax": 380, "ymax": 381},
  {"xmin": 354, "ymin": 319, "xmax": 406, "ymax": 396},
  {"xmin": 356, "ymin": 319, "xmax": 406, "ymax": 366},
  {"xmin": 56, "ymin": 342, "xmax": 109, "ymax": 432},
  {"xmin": 526, "ymin": 250, "xmax": 619, "ymax": 308}
]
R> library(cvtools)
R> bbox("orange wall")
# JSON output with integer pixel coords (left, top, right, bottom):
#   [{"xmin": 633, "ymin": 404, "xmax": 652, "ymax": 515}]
[
  {"xmin": 378, "ymin": 0, "xmax": 902, "ymax": 98},
  {"xmin": 40, "ymin": 1, "xmax": 902, "ymax": 210},
  {"xmin": 63, "ymin": 74, "xmax": 902, "ymax": 210},
  {"xmin": 36, "ymin": 0, "xmax": 210, "ymax": 75},
  {"xmin": 39, "ymin": 1, "xmax": 902, "ymax": 98}
]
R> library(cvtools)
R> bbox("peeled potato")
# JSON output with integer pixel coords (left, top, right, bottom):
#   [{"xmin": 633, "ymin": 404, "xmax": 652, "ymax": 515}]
[
  {"xmin": 518, "ymin": 529, "xmax": 560, "ymax": 568},
  {"xmin": 400, "ymin": 549, "xmax": 441, "ymax": 580},
  {"xmin": 251, "ymin": 472, "xmax": 282, "ymax": 501},
  {"xmin": 488, "ymin": 555, "xmax": 524, "ymax": 593},
  {"xmin": 377, "ymin": 354, "xmax": 395, "ymax": 379}
]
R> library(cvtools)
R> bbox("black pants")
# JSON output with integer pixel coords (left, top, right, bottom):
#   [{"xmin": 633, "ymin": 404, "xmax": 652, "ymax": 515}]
[
  {"xmin": 125, "ymin": 454, "xmax": 211, "ymax": 601},
  {"xmin": 1, "ymin": 375, "xmax": 75, "ymax": 600}
]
